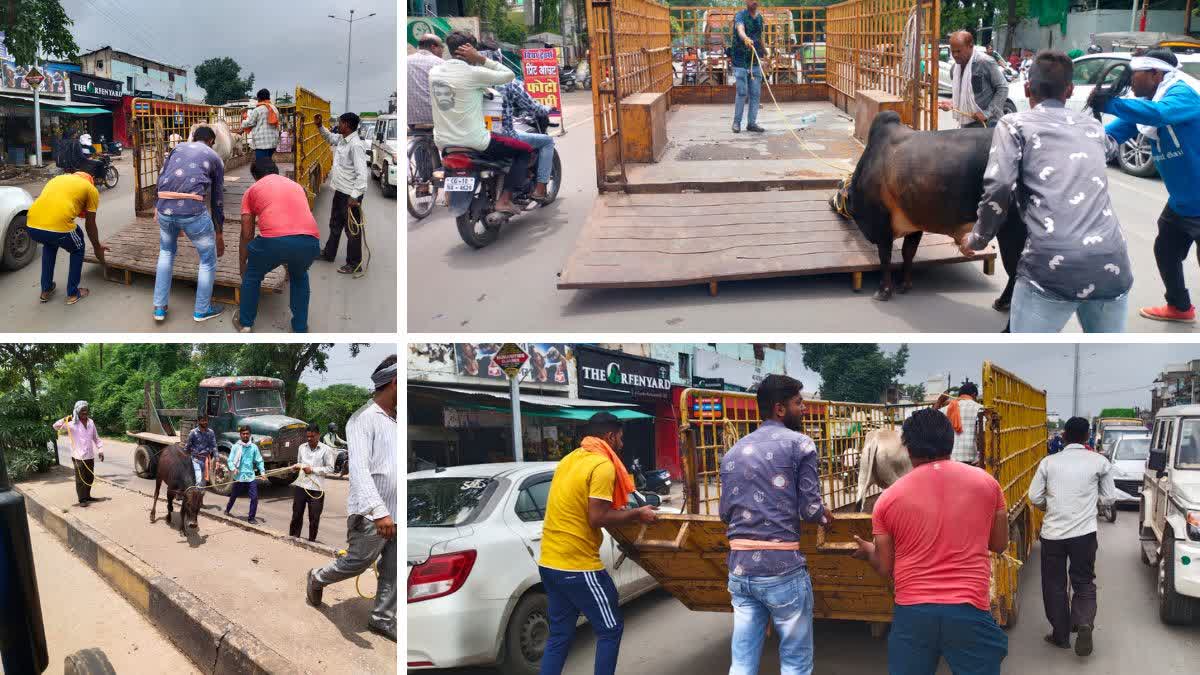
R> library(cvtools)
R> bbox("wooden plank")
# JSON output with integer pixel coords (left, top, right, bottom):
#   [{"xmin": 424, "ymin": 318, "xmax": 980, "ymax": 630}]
[{"xmin": 601, "ymin": 190, "xmax": 837, "ymax": 208}]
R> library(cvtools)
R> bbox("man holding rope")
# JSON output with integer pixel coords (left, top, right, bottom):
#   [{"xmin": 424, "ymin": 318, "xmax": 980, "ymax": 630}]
[
  {"xmin": 731, "ymin": 0, "xmax": 766, "ymax": 134},
  {"xmin": 938, "ymin": 29, "xmax": 1008, "ymax": 129},
  {"xmin": 306, "ymin": 355, "xmax": 397, "ymax": 642},
  {"xmin": 314, "ymin": 112, "xmax": 369, "ymax": 276},
  {"xmin": 53, "ymin": 401, "xmax": 103, "ymax": 508},
  {"xmin": 290, "ymin": 424, "xmax": 336, "ymax": 541}
]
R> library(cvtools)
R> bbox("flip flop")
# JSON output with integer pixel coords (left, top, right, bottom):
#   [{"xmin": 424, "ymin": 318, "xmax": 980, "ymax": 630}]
[
  {"xmin": 39, "ymin": 282, "xmax": 57, "ymax": 303},
  {"xmin": 494, "ymin": 204, "xmax": 521, "ymax": 216},
  {"xmin": 337, "ymin": 264, "xmax": 357, "ymax": 275},
  {"xmin": 66, "ymin": 288, "xmax": 90, "ymax": 305}
]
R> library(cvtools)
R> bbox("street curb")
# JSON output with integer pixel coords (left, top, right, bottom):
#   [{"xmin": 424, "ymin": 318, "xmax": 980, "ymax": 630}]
[{"xmin": 17, "ymin": 483, "xmax": 302, "ymax": 675}]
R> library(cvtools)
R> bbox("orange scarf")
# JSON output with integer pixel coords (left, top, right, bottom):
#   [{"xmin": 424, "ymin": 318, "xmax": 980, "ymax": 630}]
[
  {"xmin": 945, "ymin": 394, "xmax": 974, "ymax": 434},
  {"xmin": 580, "ymin": 436, "xmax": 635, "ymax": 510},
  {"xmin": 245, "ymin": 102, "xmax": 279, "ymax": 127}
]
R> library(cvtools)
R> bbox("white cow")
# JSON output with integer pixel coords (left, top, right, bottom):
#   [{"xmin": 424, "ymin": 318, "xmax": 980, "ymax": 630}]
[
  {"xmin": 853, "ymin": 428, "xmax": 912, "ymax": 510},
  {"xmin": 186, "ymin": 121, "xmax": 235, "ymax": 161}
]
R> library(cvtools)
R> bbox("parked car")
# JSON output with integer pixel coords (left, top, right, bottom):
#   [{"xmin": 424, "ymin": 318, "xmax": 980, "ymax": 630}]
[
  {"xmin": 0, "ymin": 186, "xmax": 34, "ymax": 271},
  {"xmin": 1139, "ymin": 405, "xmax": 1200, "ymax": 624},
  {"xmin": 369, "ymin": 113, "xmax": 398, "ymax": 198},
  {"xmin": 1097, "ymin": 420, "xmax": 1148, "ymax": 456},
  {"xmin": 1109, "ymin": 434, "xmax": 1151, "ymax": 505},
  {"xmin": 1009, "ymin": 51, "xmax": 1200, "ymax": 178},
  {"xmin": 407, "ymin": 462, "xmax": 672, "ymax": 674}
]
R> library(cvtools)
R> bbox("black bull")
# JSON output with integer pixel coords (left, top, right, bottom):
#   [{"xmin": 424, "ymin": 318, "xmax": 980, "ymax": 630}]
[
  {"xmin": 150, "ymin": 444, "xmax": 204, "ymax": 533},
  {"xmin": 832, "ymin": 111, "xmax": 1026, "ymax": 303}
]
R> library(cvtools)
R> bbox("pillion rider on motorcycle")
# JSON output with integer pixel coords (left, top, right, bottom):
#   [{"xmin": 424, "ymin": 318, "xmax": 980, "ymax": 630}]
[
  {"xmin": 429, "ymin": 30, "xmax": 534, "ymax": 216},
  {"xmin": 479, "ymin": 39, "xmax": 556, "ymax": 204}
]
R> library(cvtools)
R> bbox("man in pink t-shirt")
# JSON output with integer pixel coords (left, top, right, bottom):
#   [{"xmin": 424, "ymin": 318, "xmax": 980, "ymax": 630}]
[
  {"xmin": 853, "ymin": 408, "xmax": 1010, "ymax": 675},
  {"xmin": 235, "ymin": 156, "xmax": 322, "ymax": 333}
]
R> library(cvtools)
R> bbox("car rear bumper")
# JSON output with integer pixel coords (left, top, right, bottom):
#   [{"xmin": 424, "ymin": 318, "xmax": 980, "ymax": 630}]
[
  {"xmin": 406, "ymin": 594, "xmax": 508, "ymax": 669},
  {"xmin": 1173, "ymin": 539, "xmax": 1200, "ymax": 599},
  {"xmin": 1114, "ymin": 480, "xmax": 1142, "ymax": 503}
]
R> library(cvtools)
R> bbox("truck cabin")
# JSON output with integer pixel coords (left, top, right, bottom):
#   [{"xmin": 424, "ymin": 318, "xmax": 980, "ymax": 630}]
[{"xmin": 197, "ymin": 376, "xmax": 286, "ymax": 434}]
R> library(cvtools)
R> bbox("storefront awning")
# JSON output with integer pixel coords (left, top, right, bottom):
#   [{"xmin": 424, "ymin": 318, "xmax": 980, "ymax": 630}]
[
  {"xmin": 0, "ymin": 95, "xmax": 112, "ymax": 115},
  {"xmin": 54, "ymin": 106, "xmax": 110, "ymax": 115},
  {"xmin": 409, "ymin": 384, "xmax": 653, "ymax": 421}
]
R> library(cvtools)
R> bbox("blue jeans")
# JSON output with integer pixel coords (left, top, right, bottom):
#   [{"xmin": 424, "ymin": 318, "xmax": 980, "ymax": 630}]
[
  {"xmin": 254, "ymin": 148, "xmax": 275, "ymax": 161},
  {"xmin": 514, "ymin": 131, "xmax": 554, "ymax": 184},
  {"xmin": 239, "ymin": 234, "xmax": 320, "ymax": 332},
  {"xmin": 733, "ymin": 66, "xmax": 761, "ymax": 129},
  {"xmin": 728, "ymin": 567, "xmax": 814, "ymax": 675},
  {"xmin": 191, "ymin": 458, "xmax": 205, "ymax": 487},
  {"xmin": 887, "ymin": 603, "xmax": 1007, "ymax": 675},
  {"xmin": 225, "ymin": 480, "xmax": 258, "ymax": 520},
  {"xmin": 27, "ymin": 226, "xmax": 84, "ymax": 297},
  {"xmin": 154, "ymin": 211, "xmax": 217, "ymax": 315},
  {"xmin": 1010, "ymin": 276, "xmax": 1129, "ymax": 333},
  {"xmin": 538, "ymin": 566, "xmax": 622, "ymax": 675}
]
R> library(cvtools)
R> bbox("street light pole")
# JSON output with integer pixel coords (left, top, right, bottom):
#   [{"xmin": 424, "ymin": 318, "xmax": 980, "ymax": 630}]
[
  {"xmin": 1072, "ymin": 344, "xmax": 1080, "ymax": 418},
  {"xmin": 328, "ymin": 9, "xmax": 376, "ymax": 115},
  {"xmin": 32, "ymin": 41, "xmax": 42, "ymax": 167}
]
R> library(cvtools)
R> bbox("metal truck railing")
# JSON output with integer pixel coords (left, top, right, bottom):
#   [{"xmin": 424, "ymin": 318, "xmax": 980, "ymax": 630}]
[{"xmin": 291, "ymin": 87, "xmax": 333, "ymax": 207}]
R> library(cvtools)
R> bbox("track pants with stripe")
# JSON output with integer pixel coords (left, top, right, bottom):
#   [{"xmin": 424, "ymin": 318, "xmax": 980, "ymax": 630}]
[{"xmin": 538, "ymin": 566, "xmax": 623, "ymax": 675}]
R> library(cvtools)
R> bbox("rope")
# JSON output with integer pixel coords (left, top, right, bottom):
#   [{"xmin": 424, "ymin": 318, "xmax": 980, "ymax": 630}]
[
  {"xmin": 346, "ymin": 203, "xmax": 369, "ymax": 279},
  {"xmin": 185, "ymin": 465, "xmax": 298, "ymax": 493},
  {"xmin": 900, "ymin": 7, "xmax": 920, "ymax": 84},
  {"xmin": 336, "ymin": 549, "xmax": 380, "ymax": 600},
  {"xmin": 76, "ymin": 456, "xmax": 96, "ymax": 486}
]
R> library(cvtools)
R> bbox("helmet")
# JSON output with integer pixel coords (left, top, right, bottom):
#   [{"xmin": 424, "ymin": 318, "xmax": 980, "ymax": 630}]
[
  {"xmin": 328, "ymin": 422, "xmax": 338, "ymax": 432},
  {"xmin": 1087, "ymin": 44, "xmax": 1102, "ymax": 54}
]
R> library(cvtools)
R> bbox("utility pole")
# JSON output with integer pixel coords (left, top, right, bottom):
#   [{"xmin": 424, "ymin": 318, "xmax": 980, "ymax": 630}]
[
  {"xmin": 1072, "ymin": 344, "xmax": 1080, "ymax": 418},
  {"xmin": 32, "ymin": 42, "xmax": 42, "ymax": 167},
  {"xmin": 328, "ymin": 9, "xmax": 376, "ymax": 115}
]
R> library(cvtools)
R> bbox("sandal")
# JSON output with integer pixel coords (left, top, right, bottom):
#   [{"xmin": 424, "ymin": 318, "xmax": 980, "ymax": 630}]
[
  {"xmin": 39, "ymin": 282, "xmax": 57, "ymax": 303},
  {"xmin": 66, "ymin": 288, "xmax": 90, "ymax": 305},
  {"xmin": 337, "ymin": 264, "xmax": 357, "ymax": 275}
]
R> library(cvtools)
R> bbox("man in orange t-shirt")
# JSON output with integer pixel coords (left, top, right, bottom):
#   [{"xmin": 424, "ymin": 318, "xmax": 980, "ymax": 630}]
[{"xmin": 853, "ymin": 408, "xmax": 1010, "ymax": 674}]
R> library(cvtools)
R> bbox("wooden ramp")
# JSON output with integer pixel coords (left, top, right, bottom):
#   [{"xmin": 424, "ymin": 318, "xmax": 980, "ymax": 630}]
[
  {"xmin": 84, "ymin": 217, "xmax": 286, "ymax": 305},
  {"xmin": 558, "ymin": 191, "xmax": 997, "ymax": 294}
]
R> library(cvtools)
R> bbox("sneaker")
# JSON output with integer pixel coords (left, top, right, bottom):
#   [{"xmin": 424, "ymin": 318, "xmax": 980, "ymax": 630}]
[
  {"xmin": 193, "ymin": 306, "xmax": 225, "ymax": 322},
  {"xmin": 1074, "ymin": 625, "xmax": 1093, "ymax": 656},
  {"xmin": 247, "ymin": 517, "xmax": 258, "ymax": 525},
  {"xmin": 154, "ymin": 306, "xmax": 167, "ymax": 322},
  {"xmin": 747, "ymin": 124, "xmax": 766, "ymax": 133},
  {"xmin": 1140, "ymin": 304, "xmax": 1196, "ymax": 323},
  {"xmin": 306, "ymin": 568, "xmax": 324, "ymax": 607}
]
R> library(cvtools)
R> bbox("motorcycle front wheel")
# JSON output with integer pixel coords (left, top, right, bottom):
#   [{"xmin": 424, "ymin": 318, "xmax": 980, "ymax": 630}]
[{"xmin": 104, "ymin": 166, "xmax": 119, "ymax": 189}]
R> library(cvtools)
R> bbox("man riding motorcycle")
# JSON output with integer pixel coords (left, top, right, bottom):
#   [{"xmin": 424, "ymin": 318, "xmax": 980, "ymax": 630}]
[
  {"xmin": 55, "ymin": 132, "xmax": 104, "ymax": 183},
  {"xmin": 323, "ymin": 422, "xmax": 349, "ymax": 476},
  {"xmin": 496, "ymin": 79, "xmax": 556, "ymax": 202}
]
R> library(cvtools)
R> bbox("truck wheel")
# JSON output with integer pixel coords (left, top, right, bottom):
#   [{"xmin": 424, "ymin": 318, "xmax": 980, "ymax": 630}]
[
  {"xmin": 1, "ymin": 212, "xmax": 36, "ymax": 271},
  {"xmin": 134, "ymin": 444, "xmax": 157, "ymax": 479},
  {"xmin": 64, "ymin": 648, "xmax": 116, "ymax": 675},
  {"xmin": 498, "ymin": 592, "xmax": 549, "ymax": 675},
  {"xmin": 209, "ymin": 450, "xmax": 234, "ymax": 497},
  {"xmin": 1158, "ymin": 535, "xmax": 1198, "ymax": 625}
]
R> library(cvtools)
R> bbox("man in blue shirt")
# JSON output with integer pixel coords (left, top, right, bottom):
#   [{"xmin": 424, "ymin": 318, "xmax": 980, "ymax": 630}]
[
  {"xmin": 499, "ymin": 80, "xmax": 555, "ymax": 202},
  {"xmin": 184, "ymin": 415, "xmax": 217, "ymax": 487},
  {"xmin": 731, "ymin": 0, "xmax": 766, "ymax": 134},
  {"xmin": 225, "ymin": 426, "xmax": 266, "ymax": 524},
  {"xmin": 720, "ymin": 374, "xmax": 829, "ymax": 674},
  {"xmin": 1096, "ymin": 49, "xmax": 1200, "ymax": 324}
]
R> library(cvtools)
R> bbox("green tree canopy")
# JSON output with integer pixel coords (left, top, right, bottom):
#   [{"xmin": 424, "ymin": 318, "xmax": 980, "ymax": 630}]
[
  {"xmin": 0, "ymin": 343, "xmax": 78, "ymax": 400},
  {"xmin": 0, "ymin": 0, "xmax": 78, "ymax": 65},
  {"xmin": 303, "ymin": 384, "xmax": 372, "ymax": 434},
  {"xmin": 802, "ymin": 344, "xmax": 910, "ymax": 403},
  {"xmin": 197, "ymin": 344, "xmax": 362, "ymax": 410},
  {"xmin": 194, "ymin": 57, "xmax": 255, "ymax": 105}
]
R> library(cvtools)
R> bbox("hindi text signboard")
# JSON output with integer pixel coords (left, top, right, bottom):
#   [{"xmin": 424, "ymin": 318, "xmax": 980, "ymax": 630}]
[{"xmin": 521, "ymin": 48, "xmax": 563, "ymax": 123}]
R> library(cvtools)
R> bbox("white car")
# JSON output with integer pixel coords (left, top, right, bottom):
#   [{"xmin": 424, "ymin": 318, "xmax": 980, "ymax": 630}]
[
  {"xmin": 0, "ymin": 186, "xmax": 35, "ymax": 271},
  {"xmin": 369, "ymin": 113, "xmax": 398, "ymax": 198},
  {"xmin": 1009, "ymin": 52, "xmax": 1200, "ymax": 178},
  {"xmin": 407, "ymin": 462, "xmax": 668, "ymax": 674},
  {"xmin": 1109, "ymin": 434, "xmax": 1151, "ymax": 505}
]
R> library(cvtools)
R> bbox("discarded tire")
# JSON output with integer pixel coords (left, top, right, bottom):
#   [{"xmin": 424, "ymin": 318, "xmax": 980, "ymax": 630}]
[{"xmin": 64, "ymin": 648, "xmax": 116, "ymax": 675}]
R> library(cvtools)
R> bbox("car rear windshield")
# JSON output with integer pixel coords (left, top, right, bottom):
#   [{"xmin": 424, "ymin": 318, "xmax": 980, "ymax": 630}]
[
  {"xmin": 408, "ymin": 477, "xmax": 494, "ymax": 527},
  {"xmin": 1113, "ymin": 436, "xmax": 1150, "ymax": 461}
]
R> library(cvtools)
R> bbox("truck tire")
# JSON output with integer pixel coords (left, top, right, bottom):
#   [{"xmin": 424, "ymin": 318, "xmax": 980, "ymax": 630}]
[
  {"xmin": 498, "ymin": 591, "xmax": 549, "ymax": 675},
  {"xmin": 134, "ymin": 444, "xmax": 157, "ymax": 479},
  {"xmin": 1, "ymin": 212, "xmax": 36, "ymax": 271},
  {"xmin": 64, "ymin": 648, "xmax": 116, "ymax": 675},
  {"xmin": 1158, "ymin": 535, "xmax": 1198, "ymax": 625},
  {"xmin": 209, "ymin": 450, "xmax": 234, "ymax": 497}
]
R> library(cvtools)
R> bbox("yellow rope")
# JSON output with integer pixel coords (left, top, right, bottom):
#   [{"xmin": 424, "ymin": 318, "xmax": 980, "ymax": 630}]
[
  {"xmin": 345, "ymin": 203, "xmax": 369, "ymax": 279},
  {"xmin": 336, "ymin": 549, "xmax": 380, "ymax": 600},
  {"xmin": 76, "ymin": 456, "xmax": 96, "ymax": 487}
]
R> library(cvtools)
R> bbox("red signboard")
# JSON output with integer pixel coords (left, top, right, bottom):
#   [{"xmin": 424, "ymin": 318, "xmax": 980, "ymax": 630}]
[
  {"xmin": 493, "ymin": 343, "xmax": 530, "ymax": 378},
  {"xmin": 23, "ymin": 67, "xmax": 44, "ymax": 88},
  {"xmin": 520, "ymin": 48, "xmax": 563, "ymax": 122}
]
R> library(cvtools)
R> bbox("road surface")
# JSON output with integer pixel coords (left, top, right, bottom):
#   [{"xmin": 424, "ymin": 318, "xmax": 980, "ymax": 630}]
[
  {"xmin": 424, "ymin": 511, "xmax": 1195, "ymax": 674},
  {"xmin": 1, "ymin": 152, "xmax": 396, "ymax": 333},
  {"xmin": 408, "ymin": 91, "xmax": 1200, "ymax": 333}
]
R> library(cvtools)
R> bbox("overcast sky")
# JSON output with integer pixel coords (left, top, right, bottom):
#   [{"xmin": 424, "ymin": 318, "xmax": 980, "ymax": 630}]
[
  {"xmin": 785, "ymin": 343, "xmax": 1200, "ymax": 418},
  {"xmin": 300, "ymin": 343, "xmax": 397, "ymax": 390},
  {"xmin": 61, "ymin": 0, "xmax": 396, "ymax": 112}
]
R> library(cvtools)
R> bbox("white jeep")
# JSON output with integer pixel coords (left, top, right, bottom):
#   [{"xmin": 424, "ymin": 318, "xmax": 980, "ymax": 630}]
[
  {"xmin": 370, "ymin": 113, "xmax": 398, "ymax": 198},
  {"xmin": 1141, "ymin": 404, "xmax": 1200, "ymax": 624},
  {"xmin": 0, "ymin": 186, "xmax": 35, "ymax": 271}
]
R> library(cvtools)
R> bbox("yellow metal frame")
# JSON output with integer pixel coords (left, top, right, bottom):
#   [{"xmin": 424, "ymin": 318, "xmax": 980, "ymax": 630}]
[{"xmin": 292, "ymin": 87, "xmax": 333, "ymax": 208}]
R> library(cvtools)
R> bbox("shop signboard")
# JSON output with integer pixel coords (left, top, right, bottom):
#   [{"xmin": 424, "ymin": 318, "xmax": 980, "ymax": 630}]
[
  {"xmin": 692, "ymin": 377, "xmax": 725, "ymax": 390},
  {"xmin": 68, "ymin": 73, "xmax": 123, "ymax": 105},
  {"xmin": 0, "ymin": 32, "xmax": 69, "ymax": 96},
  {"xmin": 493, "ymin": 343, "xmax": 529, "ymax": 378},
  {"xmin": 576, "ymin": 346, "xmax": 672, "ymax": 403},
  {"xmin": 406, "ymin": 16, "xmax": 481, "ymax": 48},
  {"xmin": 520, "ymin": 48, "xmax": 562, "ymax": 117}
]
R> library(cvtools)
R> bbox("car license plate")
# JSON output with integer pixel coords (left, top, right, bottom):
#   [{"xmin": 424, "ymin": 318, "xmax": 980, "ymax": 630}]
[{"xmin": 445, "ymin": 176, "xmax": 476, "ymax": 192}]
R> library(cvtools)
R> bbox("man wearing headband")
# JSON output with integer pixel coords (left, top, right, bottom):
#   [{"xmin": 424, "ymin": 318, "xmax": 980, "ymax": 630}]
[
  {"xmin": 25, "ymin": 171, "xmax": 108, "ymax": 305},
  {"xmin": 54, "ymin": 401, "xmax": 104, "ymax": 507},
  {"xmin": 1094, "ymin": 48, "xmax": 1200, "ymax": 324},
  {"xmin": 307, "ymin": 355, "xmax": 397, "ymax": 642}
]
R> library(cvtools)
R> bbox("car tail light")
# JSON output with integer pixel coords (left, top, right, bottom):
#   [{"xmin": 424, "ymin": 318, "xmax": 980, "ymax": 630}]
[
  {"xmin": 441, "ymin": 154, "xmax": 473, "ymax": 170},
  {"xmin": 408, "ymin": 550, "xmax": 477, "ymax": 603}
]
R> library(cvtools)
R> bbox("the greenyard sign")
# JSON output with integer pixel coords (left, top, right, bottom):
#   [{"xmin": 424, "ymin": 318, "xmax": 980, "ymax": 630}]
[{"xmin": 406, "ymin": 17, "xmax": 480, "ymax": 47}]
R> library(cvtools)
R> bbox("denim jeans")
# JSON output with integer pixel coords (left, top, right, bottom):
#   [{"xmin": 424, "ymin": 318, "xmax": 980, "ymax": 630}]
[
  {"xmin": 514, "ymin": 131, "xmax": 554, "ymax": 184},
  {"xmin": 253, "ymin": 148, "xmax": 275, "ymax": 161},
  {"xmin": 240, "ymin": 234, "xmax": 320, "ymax": 332},
  {"xmin": 1010, "ymin": 276, "xmax": 1129, "ymax": 333},
  {"xmin": 154, "ymin": 211, "xmax": 217, "ymax": 315},
  {"xmin": 887, "ymin": 603, "xmax": 1007, "ymax": 675},
  {"xmin": 27, "ymin": 226, "xmax": 84, "ymax": 297},
  {"xmin": 191, "ymin": 457, "xmax": 205, "ymax": 487},
  {"xmin": 728, "ymin": 567, "xmax": 814, "ymax": 675},
  {"xmin": 733, "ymin": 66, "xmax": 761, "ymax": 129}
]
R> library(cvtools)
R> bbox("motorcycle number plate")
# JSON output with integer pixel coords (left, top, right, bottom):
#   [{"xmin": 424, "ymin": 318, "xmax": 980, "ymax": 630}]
[{"xmin": 444, "ymin": 176, "xmax": 477, "ymax": 192}]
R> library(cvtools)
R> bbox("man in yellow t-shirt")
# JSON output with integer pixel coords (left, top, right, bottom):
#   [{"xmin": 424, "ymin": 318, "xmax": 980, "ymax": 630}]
[
  {"xmin": 537, "ymin": 412, "xmax": 656, "ymax": 675},
  {"xmin": 26, "ymin": 171, "xmax": 107, "ymax": 304}
]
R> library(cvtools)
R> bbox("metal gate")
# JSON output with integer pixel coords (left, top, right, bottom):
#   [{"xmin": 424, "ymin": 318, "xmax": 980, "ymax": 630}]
[{"xmin": 292, "ymin": 87, "xmax": 333, "ymax": 208}]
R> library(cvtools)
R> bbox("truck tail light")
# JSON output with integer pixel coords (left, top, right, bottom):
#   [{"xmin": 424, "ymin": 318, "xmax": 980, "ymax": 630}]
[{"xmin": 408, "ymin": 550, "xmax": 477, "ymax": 603}]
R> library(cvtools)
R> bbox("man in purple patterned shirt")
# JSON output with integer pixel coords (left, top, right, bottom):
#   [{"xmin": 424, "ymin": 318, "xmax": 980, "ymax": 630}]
[{"xmin": 720, "ymin": 374, "xmax": 829, "ymax": 675}]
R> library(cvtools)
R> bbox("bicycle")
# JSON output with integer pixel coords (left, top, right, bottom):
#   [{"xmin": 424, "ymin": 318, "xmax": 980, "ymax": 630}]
[{"xmin": 407, "ymin": 124, "xmax": 440, "ymax": 220}]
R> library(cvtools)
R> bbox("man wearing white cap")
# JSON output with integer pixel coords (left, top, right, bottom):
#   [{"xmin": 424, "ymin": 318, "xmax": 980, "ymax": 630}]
[{"xmin": 1093, "ymin": 48, "xmax": 1200, "ymax": 324}]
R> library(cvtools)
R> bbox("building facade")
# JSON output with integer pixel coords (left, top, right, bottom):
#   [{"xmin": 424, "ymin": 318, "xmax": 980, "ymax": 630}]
[
  {"xmin": 1153, "ymin": 361, "xmax": 1200, "ymax": 414},
  {"xmin": 78, "ymin": 47, "xmax": 204, "ymax": 103}
]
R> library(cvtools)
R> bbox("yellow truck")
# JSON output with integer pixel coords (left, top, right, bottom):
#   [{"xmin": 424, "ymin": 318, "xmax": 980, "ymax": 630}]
[{"xmin": 607, "ymin": 361, "xmax": 1046, "ymax": 631}]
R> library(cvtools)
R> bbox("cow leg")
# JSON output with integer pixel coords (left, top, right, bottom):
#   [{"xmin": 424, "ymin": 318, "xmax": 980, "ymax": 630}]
[
  {"xmin": 874, "ymin": 239, "xmax": 895, "ymax": 301},
  {"xmin": 995, "ymin": 211, "xmax": 1027, "ymax": 311},
  {"xmin": 898, "ymin": 232, "xmax": 922, "ymax": 294},
  {"xmin": 166, "ymin": 489, "xmax": 175, "ymax": 527},
  {"xmin": 150, "ymin": 478, "xmax": 161, "ymax": 523}
]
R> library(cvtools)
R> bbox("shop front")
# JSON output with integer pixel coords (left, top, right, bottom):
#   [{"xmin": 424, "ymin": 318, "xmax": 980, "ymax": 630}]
[
  {"xmin": 0, "ymin": 95, "xmax": 110, "ymax": 165},
  {"xmin": 67, "ymin": 73, "xmax": 124, "ymax": 145}
]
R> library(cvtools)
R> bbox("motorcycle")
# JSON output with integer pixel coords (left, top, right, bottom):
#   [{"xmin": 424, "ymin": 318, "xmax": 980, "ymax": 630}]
[
  {"xmin": 92, "ymin": 154, "xmax": 119, "ymax": 191},
  {"xmin": 631, "ymin": 457, "xmax": 672, "ymax": 496},
  {"xmin": 434, "ymin": 100, "xmax": 563, "ymax": 249},
  {"xmin": 560, "ymin": 66, "xmax": 578, "ymax": 93},
  {"xmin": 99, "ymin": 136, "xmax": 122, "ymax": 156}
]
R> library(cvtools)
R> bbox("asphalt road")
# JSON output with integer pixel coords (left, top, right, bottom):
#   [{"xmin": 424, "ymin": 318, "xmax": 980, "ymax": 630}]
[
  {"xmin": 1, "ymin": 151, "xmax": 397, "ymax": 333},
  {"xmin": 62, "ymin": 437, "xmax": 353, "ymax": 548},
  {"xmin": 408, "ymin": 91, "xmax": 1200, "ymax": 333},
  {"xmin": 425, "ymin": 510, "xmax": 1197, "ymax": 674}
]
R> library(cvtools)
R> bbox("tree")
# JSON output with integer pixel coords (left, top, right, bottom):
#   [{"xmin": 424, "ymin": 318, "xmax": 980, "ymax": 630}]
[
  {"xmin": 194, "ymin": 57, "xmax": 255, "ymax": 105},
  {"xmin": 0, "ymin": 0, "xmax": 78, "ymax": 65},
  {"xmin": 802, "ymin": 344, "xmax": 910, "ymax": 403},
  {"xmin": 197, "ymin": 344, "xmax": 363, "ymax": 409},
  {"xmin": 0, "ymin": 343, "xmax": 77, "ymax": 401},
  {"xmin": 303, "ymin": 384, "xmax": 372, "ymax": 433},
  {"xmin": 901, "ymin": 383, "xmax": 927, "ymax": 402},
  {"xmin": 276, "ymin": 91, "xmax": 294, "ymax": 105}
]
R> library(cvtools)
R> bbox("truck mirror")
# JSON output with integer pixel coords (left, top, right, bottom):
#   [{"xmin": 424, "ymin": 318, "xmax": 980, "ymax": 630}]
[{"xmin": 1148, "ymin": 449, "xmax": 1167, "ymax": 474}]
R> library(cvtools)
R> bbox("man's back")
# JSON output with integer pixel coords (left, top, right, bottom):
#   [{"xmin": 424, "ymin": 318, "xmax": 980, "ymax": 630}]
[
  {"xmin": 407, "ymin": 50, "xmax": 442, "ymax": 126},
  {"xmin": 242, "ymin": 173, "xmax": 319, "ymax": 238},
  {"xmin": 429, "ymin": 58, "xmax": 514, "ymax": 151},
  {"xmin": 1030, "ymin": 446, "xmax": 1116, "ymax": 540}
]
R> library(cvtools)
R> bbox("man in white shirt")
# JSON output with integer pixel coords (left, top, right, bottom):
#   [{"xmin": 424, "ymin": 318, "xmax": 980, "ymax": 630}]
[
  {"xmin": 429, "ymin": 30, "xmax": 533, "ymax": 215},
  {"xmin": 1028, "ymin": 416, "xmax": 1118, "ymax": 657},
  {"xmin": 312, "ymin": 112, "xmax": 369, "ymax": 276},
  {"xmin": 291, "ymin": 424, "xmax": 336, "ymax": 541},
  {"xmin": 307, "ymin": 354, "xmax": 398, "ymax": 642}
]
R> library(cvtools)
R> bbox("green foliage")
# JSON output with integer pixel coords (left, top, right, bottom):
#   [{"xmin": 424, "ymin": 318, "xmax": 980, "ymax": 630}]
[
  {"xmin": 194, "ymin": 57, "xmax": 255, "ymax": 105},
  {"xmin": 196, "ymin": 344, "xmax": 361, "ymax": 410},
  {"xmin": 468, "ymin": 0, "xmax": 528, "ymax": 45},
  {"xmin": 0, "ymin": 343, "xmax": 78, "ymax": 400},
  {"xmin": 0, "ymin": 389, "xmax": 56, "ymax": 482},
  {"xmin": 901, "ymin": 383, "xmax": 927, "ymax": 402},
  {"xmin": 301, "ymin": 384, "xmax": 372, "ymax": 433},
  {"xmin": 0, "ymin": 0, "xmax": 79, "ymax": 65},
  {"xmin": 802, "ymin": 344, "xmax": 910, "ymax": 403},
  {"xmin": 1099, "ymin": 408, "xmax": 1137, "ymax": 419}
]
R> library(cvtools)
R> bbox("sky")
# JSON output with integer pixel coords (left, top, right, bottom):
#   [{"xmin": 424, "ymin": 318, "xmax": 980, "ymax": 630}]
[
  {"xmin": 60, "ymin": 0, "xmax": 397, "ymax": 112},
  {"xmin": 300, "ymin": 343, "xmax": 397, "ymax": 389},
  {"xmin": 785, "ymin": 343, "xmax": 1200, "ymax": 418}
]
